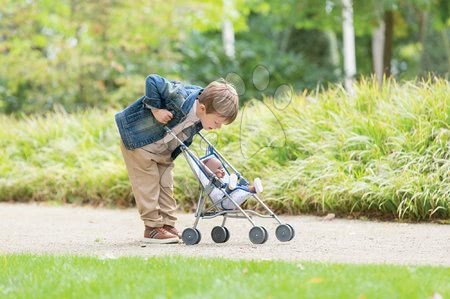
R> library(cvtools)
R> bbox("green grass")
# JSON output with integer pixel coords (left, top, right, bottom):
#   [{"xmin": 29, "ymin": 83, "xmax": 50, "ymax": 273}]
[
  {"xmin": 0, "ymin": 77, "xmax": 449, "ymax": 220},
  {"xmin": 0, "ymin": 109, "xmax": 132, "ymax": 206},
  {"xmin": 0, "ymin": 255, "xmax": 448, "ymax": 299}
]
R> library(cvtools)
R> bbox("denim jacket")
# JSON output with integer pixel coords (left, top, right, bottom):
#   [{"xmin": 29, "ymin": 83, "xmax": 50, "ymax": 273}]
[{"xmin": 115, "ymin": 74, "xmax": 203, "ymax": 158}]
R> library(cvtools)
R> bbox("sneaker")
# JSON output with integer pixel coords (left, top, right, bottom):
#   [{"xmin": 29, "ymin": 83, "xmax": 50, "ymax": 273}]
[
  {"xmin": 228, "ymin": 173, "xmax": 238, "ymax": 190},
  {"xmin": 253, "ymin": 178, "xmax": 263, "ymax": 193},
  {"xmin": 163, "ymin": 225, "xmax": 181, "ymax": 238},
  {"xmin": 144, "ymin": 226, "xmax": 179, "ymax": 244}
]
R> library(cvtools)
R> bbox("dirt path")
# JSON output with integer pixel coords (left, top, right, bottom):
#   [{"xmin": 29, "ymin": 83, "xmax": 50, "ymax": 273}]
[{"xmin": 0, "ymin": 203, "xmax": 449, "ymax": 266}]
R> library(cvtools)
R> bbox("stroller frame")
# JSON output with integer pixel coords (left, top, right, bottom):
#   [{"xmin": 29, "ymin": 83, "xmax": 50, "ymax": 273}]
[{"xmin": 164, "ymin": 127, "xmax": 295, "ymax": 245}]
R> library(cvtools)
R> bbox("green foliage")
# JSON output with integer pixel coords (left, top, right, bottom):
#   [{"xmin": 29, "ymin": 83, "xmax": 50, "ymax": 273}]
[
  {"xmin": 0, "ymin": 0, "xmax": 185, "ymax": 114},
  {"xmin": 0, "ymin": 109, "xmax": 131, "ymax": 206},
  {"xmin": 1, "ymin": 78, "xmax": 449, "ymax": 221},
  {"xmin": 262, "ymin": 77, "xmax": 450, "ymax": 220},
  {"xmin": 1, "ymin": 0, "xmax": 448, "ymax": 114},
  {"xmin": 1, "ymin": 255, "xmax": 449, "ymax": 299},
  {"xmin": 178, "ymin": 15, "xmax": 340, "ymax": 104}
]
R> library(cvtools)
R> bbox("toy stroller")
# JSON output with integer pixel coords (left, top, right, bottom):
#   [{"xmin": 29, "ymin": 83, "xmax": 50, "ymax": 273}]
[{"xmin": 164, "ymin": 127, "xmax": 295, "ymax": 245}]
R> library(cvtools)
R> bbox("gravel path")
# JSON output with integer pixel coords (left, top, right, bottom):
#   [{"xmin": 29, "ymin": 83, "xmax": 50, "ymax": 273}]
[{"xmin": 1, "ymin": 203, "xmax": 449, "ymax": 266}]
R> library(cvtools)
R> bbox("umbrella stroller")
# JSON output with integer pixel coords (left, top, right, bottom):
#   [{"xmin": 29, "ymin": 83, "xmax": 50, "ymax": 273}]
[{"xmin": 164, "ymin": 127, "xmax": 295, "ymax": 245}]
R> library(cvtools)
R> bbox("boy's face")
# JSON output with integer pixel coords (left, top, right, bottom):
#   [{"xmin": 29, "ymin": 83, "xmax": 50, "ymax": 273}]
[{"xmin": 196, "ymin": 103, "xmax": 228, "ymax": 130}]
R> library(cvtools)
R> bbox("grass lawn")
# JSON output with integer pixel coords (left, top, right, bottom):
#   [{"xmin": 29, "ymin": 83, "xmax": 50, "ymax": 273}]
[{"xmin": 0, "ymin": 254, "xmax": 448, "ymax": 298}]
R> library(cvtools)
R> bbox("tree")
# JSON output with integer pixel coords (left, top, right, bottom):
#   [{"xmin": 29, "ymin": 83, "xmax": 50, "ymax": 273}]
[
  {"xmin": 0, "ymin": 0, "xmax": 189, "ymax": 113},
  {"xmin": 362, "ymin": 0, "xmax": 449, "ymax": 83},
  {"xmin": 222, "ymin": 0, "xmax": 236, "ymax": 59},
  {"xmin": 342, "ymin": 0, "xmax": 357, "ymax": 93}
]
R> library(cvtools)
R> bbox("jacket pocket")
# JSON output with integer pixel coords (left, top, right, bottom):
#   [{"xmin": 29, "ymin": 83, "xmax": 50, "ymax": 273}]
[{"xmin": 125, "ymin": 108, "xmax": 154, "ymax": 127}]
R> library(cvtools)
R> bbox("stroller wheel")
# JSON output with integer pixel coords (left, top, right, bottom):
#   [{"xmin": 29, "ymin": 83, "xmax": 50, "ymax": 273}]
[
  {"xmin": 211, "ymin": 226, "xmax": 230, "ymax": 243},
  {"xmin": 249, "ymin": 226, "xmax": 267, "ymax": 244},
  {"xmin": 223, "ymin": 226, "xmax": 230, "ymax": 242},
  {"xmin": 182, "ymin": 228, "xmax": 201, "ymax": 245},
  {"xmin": 261, "ymin": 226, "xmax": 269, "ymax": 242},
  {"xmin": 275, "ymin": 224, "xmax": 294, "ymax": 242},
  {"xmin": 286, "ymin": 224, "xmax": 295, "ymax": 239}
]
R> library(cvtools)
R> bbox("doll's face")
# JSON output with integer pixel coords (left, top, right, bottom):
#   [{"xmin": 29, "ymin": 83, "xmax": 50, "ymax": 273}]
[{"xmin": 206, "ymin": 158, "xmax": 225, "ymax": 178}]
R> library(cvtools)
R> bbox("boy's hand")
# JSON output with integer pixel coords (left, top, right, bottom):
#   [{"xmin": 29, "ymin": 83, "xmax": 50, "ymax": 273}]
[{"xmin": 151, "ymin": 108, "xmax": 173, "ymax": 124}]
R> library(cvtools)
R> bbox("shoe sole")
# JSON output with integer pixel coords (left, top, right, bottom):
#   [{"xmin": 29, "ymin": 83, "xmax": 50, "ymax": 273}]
[{"xmin": 142, "ymin": 237, "xmax": 180, "ymax": 244}]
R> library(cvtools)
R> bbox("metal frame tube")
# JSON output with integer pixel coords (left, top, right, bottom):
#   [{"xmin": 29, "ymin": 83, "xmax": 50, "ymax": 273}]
[{"xmin": 164, "ymin": 126, "xmax": 285, "ymax": 230}]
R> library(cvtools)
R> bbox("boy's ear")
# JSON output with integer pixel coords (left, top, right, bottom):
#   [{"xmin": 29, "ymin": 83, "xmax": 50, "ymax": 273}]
[{"xmin": 198, "ymin": 103, "xmax": 206, "ymax": 112}]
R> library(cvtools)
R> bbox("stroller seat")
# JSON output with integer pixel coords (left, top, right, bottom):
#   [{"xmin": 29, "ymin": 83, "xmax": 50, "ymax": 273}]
[{"xmin": 192, "ymin": 153, "xmax": 253, "ymax": 210}]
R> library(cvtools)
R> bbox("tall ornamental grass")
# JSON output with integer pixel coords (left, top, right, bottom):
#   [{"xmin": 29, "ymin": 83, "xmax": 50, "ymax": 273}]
[
  {"xmin": 0, "ymin": 110, "xmax": 131, "ymax": 206},
  {"xmin": 266, "ymin": 78, "xmax": 450, "ymax": 220},
  {"xmin": 0, "ymin": 78, "xmax": 449, "ymax": 220}
]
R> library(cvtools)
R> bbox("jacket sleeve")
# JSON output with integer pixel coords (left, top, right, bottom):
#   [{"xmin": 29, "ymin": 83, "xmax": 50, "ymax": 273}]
[{"xmin": 142, "ymin": 74, "xmax": 179, "ymax": 110}]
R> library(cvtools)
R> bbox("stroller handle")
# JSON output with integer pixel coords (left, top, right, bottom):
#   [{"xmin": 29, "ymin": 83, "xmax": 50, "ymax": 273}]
[{"xmin": 163, "ymin": 126, "xmax": 226, "ymax": 186}]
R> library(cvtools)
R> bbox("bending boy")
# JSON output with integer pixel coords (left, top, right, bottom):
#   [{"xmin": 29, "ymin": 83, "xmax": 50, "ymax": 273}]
[{"xmin": 115, "ymin": 74, "xmax": 238, "ymax": 244}]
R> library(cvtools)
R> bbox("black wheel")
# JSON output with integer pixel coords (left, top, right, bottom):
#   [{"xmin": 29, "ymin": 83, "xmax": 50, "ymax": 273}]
[
  {"xmin": 249, "ymin": 226, "xmax": 267, "ymax": 244},
  {"xmin": 275, "ymin": 224, "xmax": 294, "ymax": 242},
  {"xmin": 211, "ymin": 226, "xmax": 229, "ymax": 243},
  {"xmin": 182, "ymin": 228, "xmax": 201, "ymax": 245},
  {"xmin": 223, "ymin": 226, "xmax": 230, "ymax": 242},
  {"xmin": 261, "ymin": 226, "xmax": 269, "ymax": 242},
  {"xmin": 286, "ymin": 223, "xmax": 295, "ymax": 240}
]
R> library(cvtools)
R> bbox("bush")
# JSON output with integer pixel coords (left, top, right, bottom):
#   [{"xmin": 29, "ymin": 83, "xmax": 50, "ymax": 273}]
[{"xmin": 1, "ymin": 77, "xmax": 449, "ymax": 221}]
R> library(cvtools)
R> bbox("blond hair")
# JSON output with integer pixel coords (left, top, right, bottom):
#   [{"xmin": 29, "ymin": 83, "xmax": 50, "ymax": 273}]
[{"xmin": 197, "ymin": 79, "xmax": 239, "ymax": 124}]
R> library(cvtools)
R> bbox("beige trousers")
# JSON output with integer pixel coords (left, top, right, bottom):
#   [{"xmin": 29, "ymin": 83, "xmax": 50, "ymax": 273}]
[{"xmin": 120, "ymin": 142, "xmax": 177, "ymax": 228}]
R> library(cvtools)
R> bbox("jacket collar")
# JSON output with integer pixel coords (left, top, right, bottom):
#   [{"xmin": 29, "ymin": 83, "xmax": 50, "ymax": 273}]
[{"xmin": 181, "ymin": 88, "xmax": 203, "ymax": 114}]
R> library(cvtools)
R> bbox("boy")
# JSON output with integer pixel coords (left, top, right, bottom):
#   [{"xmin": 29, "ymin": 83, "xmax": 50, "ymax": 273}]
[{"xmin": 115, "ymin": 74, "xmax": 238, "ymax": 244}]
